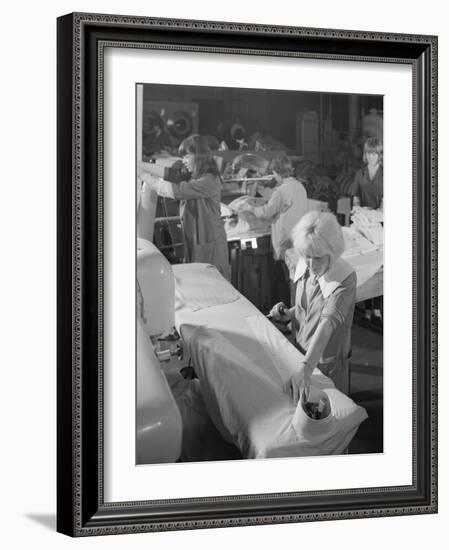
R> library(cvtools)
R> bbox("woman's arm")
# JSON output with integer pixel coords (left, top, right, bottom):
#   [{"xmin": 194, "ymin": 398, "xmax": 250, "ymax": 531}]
[
  {"xmin": 286, "ymin": 271, "xmax": 356, "ymax": 402},
  {"xmin": 171, "ymin": 177, "xmax": 215, "ymax": 200},
  {"xmin": 251, "ymin": 188, "xmax": 283, "ymax": 220},
  {"xmin": 348, "ymin": 170, "xmax": 361, "ymax": 198},
  {"xmin": 285, "ymin": 318, "xmax": 333, "ymax": 402},
  {"xmin": 304, "ymin": 318, "xmax": 334, "ymax": 368},
  {"xmin": 139, "ymin": 172, "xmax": 217, "ymax": 201},
  {"xmin": 139, "ymin": 172, "xmax": 175, "ymax": 199}
]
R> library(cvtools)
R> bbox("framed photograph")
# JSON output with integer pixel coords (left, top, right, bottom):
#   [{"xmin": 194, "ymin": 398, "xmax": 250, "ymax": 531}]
[{"xmin": 57, "ymin": 12, "xmax": 437, "ymax": 536}]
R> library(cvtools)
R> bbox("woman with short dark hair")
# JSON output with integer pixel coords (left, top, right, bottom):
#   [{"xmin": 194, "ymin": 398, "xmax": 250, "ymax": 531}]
[
  {"xmin": 350, "ymin": 137, "xmax": 383, "ymax": 209},
  {"xmin": 350, "ymin": 137, "xmax": 383, "ymax": 324}
]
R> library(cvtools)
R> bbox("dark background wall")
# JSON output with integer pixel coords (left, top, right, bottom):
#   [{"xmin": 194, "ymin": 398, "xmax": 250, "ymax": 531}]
[{"xmin": 142, "ymin": 83, "xmax": 383, "ymax": 151}]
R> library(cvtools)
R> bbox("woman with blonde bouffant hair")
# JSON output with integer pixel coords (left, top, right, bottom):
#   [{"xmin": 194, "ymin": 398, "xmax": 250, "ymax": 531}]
[{"xmin": 269, "ymin": 211, "xmax": 356, "ymax": 399}]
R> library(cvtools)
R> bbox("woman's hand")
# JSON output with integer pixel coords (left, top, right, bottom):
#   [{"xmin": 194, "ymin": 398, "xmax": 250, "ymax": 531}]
[
  {"xmin": 140, "ymin": 171, "xmax": 159, "ymax": 190},
  {"xmin": 247, "ymin": 197, "xmax": 263, "ymax": 207},
  {"xmin": 138, "ymin": 161, "xmax": 151, "ymax": 179},
  {"xmin": 268, "ymin": 302, "xmax": 291, "ymax": 322},
  {"xmin": 138, "ymin": 161, "xmax": 154, "ymax": 174},
  {"xmin": 284, "ymin": 361, "xmax": 313, "ymax": 403},
  {"xmin": 138, "ymin": 163, "xmax": 161, "ymax": 186}
]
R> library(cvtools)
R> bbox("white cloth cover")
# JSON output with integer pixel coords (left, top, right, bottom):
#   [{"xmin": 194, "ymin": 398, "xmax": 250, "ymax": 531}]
[
  {"xmin": 344, "ymin": 249, "xmax": 384, "ymax": 288},
  {"xmin": 174, "ymin": 264, "xmax": 368, "ymax": 459},
  {"xmin": 350, "ymin": 207, "xmax": 384, "ymax": 246},
  {"xmin": 341, "ymin": 226, "xmax": 379, "ymax": 257},
  {"xmin": 173, "ymin": 263, "xmax": 240, "ymax": 311}
]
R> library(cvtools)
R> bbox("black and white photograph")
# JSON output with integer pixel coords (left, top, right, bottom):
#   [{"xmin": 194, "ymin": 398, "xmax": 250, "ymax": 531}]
[
  {"xmin": 135, "ymin": 83, "xmax": 384, "ymax": 464},
  {"xmin": 1, "ymin": 0, "xmax": 443, "ymax": 546}
]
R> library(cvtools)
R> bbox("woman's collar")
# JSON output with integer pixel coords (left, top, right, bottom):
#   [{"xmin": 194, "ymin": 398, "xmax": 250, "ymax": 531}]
[{"xmin": 293, "ymin": 257, "xmax": 354, "ymax": 298}]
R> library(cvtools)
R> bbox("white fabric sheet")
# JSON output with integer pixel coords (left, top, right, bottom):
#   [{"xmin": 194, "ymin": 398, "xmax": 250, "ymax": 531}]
[
  {"xmin": 350, "ymin": 207, "xmax": 384, "ymax": 246},
  {"xmin": 341, "ymin": 226, "xmax": 379, "ymax": 257},
  {"xmin": 173, "ymin": 263, "xmax": 240, "ymax": 311},
  {"xmin": 174, "ymin": 264, "xmax": 368, "ymax": 459},
  {"xmin": 344, "ymin": 249, "xmax": 384, "ymax": 288}
]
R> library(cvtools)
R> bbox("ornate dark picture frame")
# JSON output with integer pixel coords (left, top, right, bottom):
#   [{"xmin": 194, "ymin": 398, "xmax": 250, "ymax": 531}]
[{"xmin": 57, "ymin": 12, "xmax": 437, "ymax": 537}]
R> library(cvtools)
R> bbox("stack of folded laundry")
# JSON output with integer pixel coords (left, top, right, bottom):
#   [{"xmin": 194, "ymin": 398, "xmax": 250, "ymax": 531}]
[
  {"xmin": 350, "ymin": 207, "xmax": 383, "ymax": 246},
  {"xmin": 341, "ymin": 226, "xmax": 379, "ymax": 257}
]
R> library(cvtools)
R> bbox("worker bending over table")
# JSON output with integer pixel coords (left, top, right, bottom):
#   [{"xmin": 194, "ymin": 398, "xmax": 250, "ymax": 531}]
[
  {"xmin": 239, "ymin": 153, "xmax": 308, "ymax": 304},
  {"xmin": 269, "ymin": 211, "xmax": 356, "ymax": 398}
]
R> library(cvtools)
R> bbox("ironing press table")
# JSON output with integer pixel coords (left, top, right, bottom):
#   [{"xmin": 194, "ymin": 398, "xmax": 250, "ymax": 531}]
[{"xmin": 172, "ymin": 263, "xmax": 367, "ymax": 459}]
